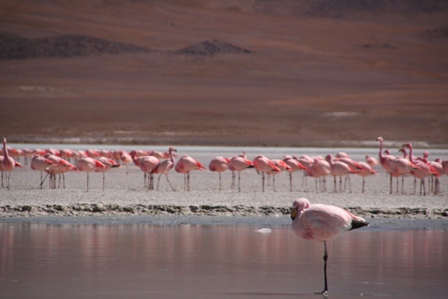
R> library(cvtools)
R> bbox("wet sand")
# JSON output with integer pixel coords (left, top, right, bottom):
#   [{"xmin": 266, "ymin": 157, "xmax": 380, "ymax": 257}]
[{"xmin": 1, "ymin": 147, "xmax": 447, "ymax": 224}]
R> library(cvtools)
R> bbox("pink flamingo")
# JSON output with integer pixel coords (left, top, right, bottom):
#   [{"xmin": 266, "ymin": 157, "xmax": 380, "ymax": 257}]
[
  {"xmin": 76, "ymin": 157, "xmax": 106, "ymax": 191},
  {"xmin": 228, "ymin": 154, "xmax": 254, "ymax": 192},
  {"xmin": 365, "ymin": 154, "xmax": 378, "ymax": 167},
  {"xmin": 208, "ymin": 156, "xmax": 230, "ymax": 191},
  {"xmin": 120, "ymin": 151, "xmax": 133, "ymax": 174},
  {"xmin": 325, "ymin": 155, "xmax": 357, "ymax": 193},
  {"xmin": 296, "ymin": 155, "xmax": 314, "ymax": 186},
  {"xmin": 1, "ymin": 138, "xmax": 22, "ymax": 190},
  {"xmin": 402, "ymin": 143, "xmax": 437, "ymax": 195},
  {"xmin": 442, "ymin": 160, "xmax": 448, "ymax": 175},
  {"xmin": 305, "ymin": 157, "xmax": 331, "ymax": 192},
  {"xmin": 175, "ymin": 155, "xmax": 206, "ymax": 191},
  {"xmin": 266, "ymin": 159, "xmax": 291, "ymax": 192},
  {"xmin": 44, "ymin": 154, "xmax": 77, "ymax": 189},
  {"xmin": 429, "ymin": 159, "xmax": 443, "ymax": 194},
  {"xmin": 377, "ymin": 137, "xmax": 398, "ymax": 193},
  {"xmin": 148, "ymin": 149, "xmax": 176, "ymax": 160},
  {"xmin": 151, "ymin": 147, "xmax": 177, "ymax": 191},
  {"xmin": 59, "ymin": 149, "xmax": 74, "ymax": 163},
  {"xmin": 131, "ymin": 151, "xmax": 160, "ymax": 190},
  {"xmin": 253, "ymin": 155, "xmax": 280, "ymax": 192},
  {"xmin": 95, "ymin": 157, "xmax": 121, "ymax": 191},
  {"xmin": 391, "ymin": 148, "xmax": 418, "ymax": 194},
  {"xmin": 283, "ymin": 155, "xmax": 307, "ymax": 192},
  {"xmin": 31, "ymin": 155, "xmax": 56, "ymax": 188},
  {"xmin": 356, "ymin": 161, "xmax": 377, "ymax": 193},
  {"xmin": 290, "ymin": 197, "xmax": 369, "ymax": 296}
]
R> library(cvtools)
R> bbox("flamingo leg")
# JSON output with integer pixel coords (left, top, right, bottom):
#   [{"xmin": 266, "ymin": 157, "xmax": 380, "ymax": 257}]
[
  {"xmin": 238, "ymin": 172, "xmax": 241, "ymax": 193},
  {"xmin": 315, "ymin": 241, "xmax": 329, "ymax": 296},
  {"xmin": 362, "ymin": 177, "xmax": 365, "ymax": 193},
  {"xmin": 187, "ymin": 172, "xmax": 190, "ymax": 191},
  {"xmin": 231, "ymin": 171, "xmax": 235, "ymax": 190},
  {"xmin": 219, "ymin": 172, "xmax": 222, "ymax": 191},
  {"xmin": 289, "ymin": 172, "xmax": 293, "ymax": 192},
  {"xmin": 102, "ymin": 173, "xmax": 105, "ymax": 192},
  {"xmin": 40, "ymin": 172, "xmax": 49, "ymax": 188},
  {"xmin": 86, "ymin": 172, "xmax": 89, "ymax": 192},
  {"xmin": 7, "ymin": 171, "xmax": 11, "ymax": 190},
  {"xmin": 165, "ymin": 174, "xmax": 175, "ymax": 191},
  {"xmin": 261, "ymin": 172, "xmax": 265, "ymax": 192}
]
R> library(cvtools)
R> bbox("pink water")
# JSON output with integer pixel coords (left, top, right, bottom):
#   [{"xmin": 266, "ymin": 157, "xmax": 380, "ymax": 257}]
[{"xmin": 1, "ymin": 223, "xmax": 447, "ymax": 298}]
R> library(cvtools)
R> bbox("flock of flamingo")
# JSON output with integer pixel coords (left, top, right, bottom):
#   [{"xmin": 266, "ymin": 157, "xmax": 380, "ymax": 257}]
[{"xmin": 1, "ymin": 137, "xmax": 447, "ymax": 194}]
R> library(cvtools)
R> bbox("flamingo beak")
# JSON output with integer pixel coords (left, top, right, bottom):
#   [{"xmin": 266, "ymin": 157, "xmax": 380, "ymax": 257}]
[{"xmin": 290, "ymin": 208, "xmax": 298, "ymax": 221}]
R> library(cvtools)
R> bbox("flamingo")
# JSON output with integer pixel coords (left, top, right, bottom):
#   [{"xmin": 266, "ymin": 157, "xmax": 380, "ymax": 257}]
[
  {"xmin": 59, "ymin": 149, "xmax": 74, "ymax": 163},
  {"xmin": 266, "ymin": 159, "xmax": 291, "ymax": 192},
  {"xmin": 365, "ymin": 154, "xmax": 378, "ymax": 167},
  {"xmin": 95, "ymin": 157, "xmax": 121, "ymax": 191},
  {"xmin": 305, "ymin": 157, "xmax": 331, "ymax": 192},
  {"xmin": 175, "ymin": 155, "xmax": 206, "ymax": 191},
  {"xmin": 208, "ymin": 156, "xmax": 230, "ymax": 191},
  {"xmin": 253, "ymin": 155, "xmax": 280, "ymax": 192},
  {"xmin": 356, "ymin": 161, "xmax": 377, "ymax": 193},
  {"xmin": 296, "ymin": 155, "xmax": 314, "ymax": 186},
  {"xmin": 44, "ymin": 154, "xmax": 77, "ymax": 189},
  {"xmin": 76, "ymin": 157, "xmax": 106, "ymax": 192},
  {"xmin": 151, "ymin": 147, "xmax": 177, "ymax": 191},
  {"xmin": 390, "ymin": 148, "xmax": 418, "ymax": 194},
  {"xmin": 283, "ymin": 155, "xmax": 307, "ymax": 192},
  {"xmin": 402, "ymin": 143, "xmax": 436, "ymax": 196},
  {"xmin": 429, "ymin": 159, "xmax": 443, "ymax": 194},
  {"xmin": 325, "ymin": 155, "xmax": 357, "ymax": 193},
  {"xmin": 120, "ymin": 151, "xmax": 133, "ymax": 174},
  {"xmin": 377, "ymin": 137, "xmax": 398, "ymax": 193},
  {"xmin": 131, "ymin": 151, "xmax": 160, "ymax": 190},
  {"xmin": 31, "ymin": 155, "xmax": 56, "ymax": 188},
  {"xmin": 1, "ymin": 138, "xmax": 22, "ymax": 190},
  {"xmin": 228, "ymin": 154, "xmax": 254, "ymax": 192},
  {"xmin": 290, "ymin": 197, "xmax": 369, "ymax": 296}
]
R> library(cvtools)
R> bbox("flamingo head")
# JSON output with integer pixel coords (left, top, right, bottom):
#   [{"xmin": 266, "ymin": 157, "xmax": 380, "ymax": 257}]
[
  {"xmin": 402, "ymin": 143, "xmax": 412, "ymax": 149},
  {"xmin": 291, "ymin": 198, "xmax": 311, "ymax": 221},
  {"xmin": 376, "ymin": 136, "xmax": 383, "ymax": 142}
]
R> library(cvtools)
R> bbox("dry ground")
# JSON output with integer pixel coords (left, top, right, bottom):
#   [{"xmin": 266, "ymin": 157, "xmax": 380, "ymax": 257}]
[{"xmin": 1, "ymin": 0, "xmax": 447, "ymax": 147}]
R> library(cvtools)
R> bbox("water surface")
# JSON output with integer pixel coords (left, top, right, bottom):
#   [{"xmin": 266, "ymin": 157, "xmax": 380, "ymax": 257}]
[{"xmin": 1, "ymin": 223, "xmax": 447, "ymax": 298}]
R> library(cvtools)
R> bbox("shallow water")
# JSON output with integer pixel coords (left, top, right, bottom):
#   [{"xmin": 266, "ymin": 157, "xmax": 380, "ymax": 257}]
[{"xmin": 1, "ymin": 223, "xmax": 447, "ymax": 299}]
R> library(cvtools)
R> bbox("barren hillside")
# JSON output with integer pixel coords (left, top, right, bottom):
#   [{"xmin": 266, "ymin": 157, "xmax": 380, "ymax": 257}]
[{"xmin": 0, "ymin": 0, "xmax": 447, "ymax": 147}]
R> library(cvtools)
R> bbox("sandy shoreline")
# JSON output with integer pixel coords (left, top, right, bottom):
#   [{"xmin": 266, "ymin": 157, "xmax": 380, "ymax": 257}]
[{"xmin": 1, "ymin": 147, "xmax": 447, "ymax": 224}]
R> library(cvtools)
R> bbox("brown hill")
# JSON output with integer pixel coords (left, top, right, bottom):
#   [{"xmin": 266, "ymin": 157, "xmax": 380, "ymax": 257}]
[
  {"xmin": 0, "ymin": 0, "xmax": 447, "ymax": 147},
  {"xmin": 0, "ymin": 32, "xmax": 150, "ymax": 60}
]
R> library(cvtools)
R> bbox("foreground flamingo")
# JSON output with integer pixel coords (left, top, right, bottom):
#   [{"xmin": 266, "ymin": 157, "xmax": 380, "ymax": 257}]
[
  {"xmin": 175, "ymin": 155, "xmax": 206, "ymax": 191},
  {"xmin": 290, "ymin": 198, "xmax": 369, "ymax": 296},
  {"xmin": 208, "ymin": 156, "xmax": 230, "ymax": 191},
  {"xmin": 151, "ymin": 147, "xmax": 177, "ymax": 191}
]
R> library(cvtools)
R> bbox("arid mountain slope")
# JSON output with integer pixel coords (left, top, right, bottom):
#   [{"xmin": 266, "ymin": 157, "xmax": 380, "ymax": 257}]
[{"xmin": 0, "ymin": 0, "xmax": 447, "ymax": 147}]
